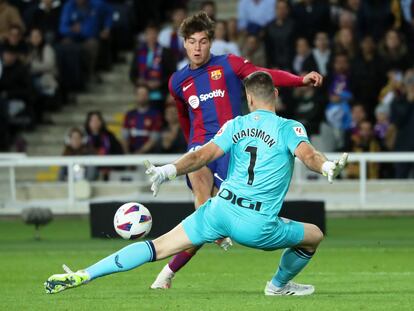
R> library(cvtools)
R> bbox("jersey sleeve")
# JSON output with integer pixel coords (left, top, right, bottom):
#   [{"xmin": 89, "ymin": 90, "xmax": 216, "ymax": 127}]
[
  {"xmin": 169, "ymin": 75, "xmax": 190, "ymax": 143},
  {"xmin": 283, "ymin": 120, "xmax": 310, "ymax": 156},
  {"xmin": 211, "ymin": 119, "xmax": 235, "ymax": 153},
  {"xmin": 227, "ymin": 54, "xmax": 304, "ymax": 87}
]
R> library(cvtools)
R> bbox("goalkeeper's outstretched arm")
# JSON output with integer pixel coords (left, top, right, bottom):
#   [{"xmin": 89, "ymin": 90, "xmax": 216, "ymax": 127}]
[{"xmin": 294, "ymin": 142, "xmax": 348, "ymax": 183}]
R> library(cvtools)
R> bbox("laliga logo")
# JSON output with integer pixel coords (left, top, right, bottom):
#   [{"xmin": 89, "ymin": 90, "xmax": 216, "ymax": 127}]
[{"xmin": 188, "ymin": 89, "xmax": 226, "ymax": 109}]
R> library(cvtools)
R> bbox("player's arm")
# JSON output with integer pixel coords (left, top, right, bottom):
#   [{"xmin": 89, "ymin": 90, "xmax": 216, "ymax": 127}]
[
  {"xmin": 295, "ymin": 142, "xmax": 348, "ymax": 183},
  {"xmin": 145, "ymin": 120, "xmax": 234, "ymax": 196},
  {"xmin": 174, "ymin": 142, "xmax": 223, "ymax": 176},
  {"xmin": 169, "ymin": 77, "xmax": 190, "ymax": 142},
  {"xmin": 144, "ymin": 142, "xmax": 223, "ymax": 196},
  {"xmin": 227, "ymin": 54, "xmax": 322, "ymax": 87}
]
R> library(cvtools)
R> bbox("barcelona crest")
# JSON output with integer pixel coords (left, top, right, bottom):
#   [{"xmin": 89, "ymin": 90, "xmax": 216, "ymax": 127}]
[{"xmin": 210, "ymin": 69, "xmax": 222, "ymax": 80}]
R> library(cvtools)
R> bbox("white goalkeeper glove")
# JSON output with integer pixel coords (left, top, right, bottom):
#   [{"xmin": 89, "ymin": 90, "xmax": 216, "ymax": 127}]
[
  {"xmin": 144, "ymin": 160, "xmax": 177, "ymax": 197},
  {"xmin": 321, "ymin": 153, "xmax": 348, "ymax": 183}
]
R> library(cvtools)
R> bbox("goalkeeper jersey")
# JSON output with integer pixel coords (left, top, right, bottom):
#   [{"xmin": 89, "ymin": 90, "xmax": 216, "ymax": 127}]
[{"xmin": 212, "ymin": 109, "xmax": 309, "ymax": 219}]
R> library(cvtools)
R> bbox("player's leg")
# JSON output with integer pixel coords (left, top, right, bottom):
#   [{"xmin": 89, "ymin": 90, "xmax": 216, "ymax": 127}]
[
  {"xmin": 150, "ymin": 167, "xmax": 214, "ymax": 289},
  {"xmin": 44, "ymin": 224, "xmax": 194, "ymax": 294},
  {"xmin": 266, "ymin": 222, "xmax": 324, "ymax": 296}
]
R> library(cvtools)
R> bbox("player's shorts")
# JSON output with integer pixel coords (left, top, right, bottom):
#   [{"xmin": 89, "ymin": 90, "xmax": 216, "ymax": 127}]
[
  {"xmin": 185, "ymin": 144, "xmax": 229, "ymax": 190},
  {"xmin": 182, "ymin": 195, "xmax": 305, "ymax": 251}
]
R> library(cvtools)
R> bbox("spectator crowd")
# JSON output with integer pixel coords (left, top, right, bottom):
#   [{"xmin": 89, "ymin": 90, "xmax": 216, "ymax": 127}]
[{"xmin": 1, "ymin": 0, "xmax": 414, "ymax": 179}]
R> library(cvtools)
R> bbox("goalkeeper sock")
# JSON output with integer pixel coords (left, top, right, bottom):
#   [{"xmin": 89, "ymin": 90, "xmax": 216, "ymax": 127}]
[
  {"xmin": 271, "ymin": 247, "xmax": 314, "ymax": 288},
  {"xmin": 85, "ymin": 241, "xmax": 156, "ymax": 280}
]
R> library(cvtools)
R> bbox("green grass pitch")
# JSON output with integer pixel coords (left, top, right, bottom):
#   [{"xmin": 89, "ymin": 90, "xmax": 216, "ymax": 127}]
[{"xmin": 0, "ymin": 216, "xmax": 413, "ymax": 311}]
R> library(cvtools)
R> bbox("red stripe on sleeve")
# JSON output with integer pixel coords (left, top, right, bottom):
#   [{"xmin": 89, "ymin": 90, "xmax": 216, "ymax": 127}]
[
  {"xmin": 208, "ymin": 66, "xmax": 233, "ymax": 127},
  {"xmin": 227, "ymin": 54, "xmax": 304, "ymax": 87},
  {"xmin": 169, "ymin": 76, "xmax": 190, "ymax": 143}
]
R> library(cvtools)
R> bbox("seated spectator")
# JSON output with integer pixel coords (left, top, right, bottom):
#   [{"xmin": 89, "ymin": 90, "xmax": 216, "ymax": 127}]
[
  {"xmin": 343, "ymin": 103, "xmax": 366, "ymax": 150},
  {"xmin": 292, "ymin": 37, "xmax": 312, "ymax": 74},
  {"xmin": 334, "ymin": 28, "xmax": 357, "ymax": 60},
  {"xmin": 227, "ymin": 17, "xmax": 244, "ymax": 48},
  {"xmin": 0, "ymin": 0, "xmax": 25, "ymax": 42},
  {"xmin": 304, "ymin": 32, "xmax": 331, "ymax": 76},
  {"xmin": 211, "ymin": 20, "xmax": 240, "ymax": 56},
  {"xmin": 320, "ymin": 53, "xmax": 353, "ymax": 151},
  {"xmin": 123, "ymin": 85, "xmax": 162, "ymax": 154},
  {"xmin": 129, "ymin": 24, "xmax": 176, "ymax": 106},
  {"xmin": 1, "ymin": 25, "xmax": 29, "ymax": 63},
  {"xmin": 59, "ymin": 0, "xmax": 113, "ymax": 81},
  {"xmin": 264, "ymin": 0, "xmax": 295, "ymax": 70},
  {"xmin": 28, "ymin": 28, "xmax": 58, "ymax": 97},
  {"xmin": 84, "ymin": 110, "xmax": 123, "ymax": 156},
  {"xmin": 378, "ymin": 29, "xmax": 411, "ymax": 73},
  {"xmin": 59, "ymin": 127, "xmax": 97, "ymax": 181},
  {"xmin": 160, "ymin": 95, "xmax": 186, "ymax": 153},
  {"xmin": 378, "ymin": 70, "xmax": 405, "ymax": 115},
  {"xmin": 28, "ymin": 0, "xmax": 62, "ymax": 44},
  {"xmin": 237, "ymin": 0, "xmax": 276, "ymax": 35},
  {"xmin": 290, "ymin": 85, "xmax": 325, "ymax": 137},
  {"xmin": 84, "ymin": 110, "xmax": 124, "ymax": 180},
  {"xmin": 241, "ymin": 34, "xmax": 266, "ymax": 67},
  {"xmin": 158, "ymin": 6, "xmax": 187, "ymax": 61},
  {"xmin": 390, "ymin": 69, "xmax": 414, "ymax": 178},
  {"xmin": 346, "ymin": 120, "xmax": 381, "ymax": 179},
  {"xmin": 374, "ymin": 104, "xmax": 395, "ymax": 152},
  {"xmin": 0, "ymin": 45, "xmax": 33, "ymax": 128},
  {"xmin": 351, "ymin": 36, "xmax": 385, "ymax": 117}
]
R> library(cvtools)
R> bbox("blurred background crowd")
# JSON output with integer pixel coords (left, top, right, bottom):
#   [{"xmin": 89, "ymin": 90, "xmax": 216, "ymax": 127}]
[{"xmin": 1, "ymin": 0, "xmax": 414, "ymax": 180}]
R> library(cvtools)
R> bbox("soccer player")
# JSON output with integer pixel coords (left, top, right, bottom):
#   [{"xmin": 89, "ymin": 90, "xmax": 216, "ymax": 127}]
[
  {"xmin": 44, "ymin": 71, "xmax": 347, "ymax": 296},
  {"xmin": 153, "ymin": 11, "xmax": 323, "ymax": 289}
]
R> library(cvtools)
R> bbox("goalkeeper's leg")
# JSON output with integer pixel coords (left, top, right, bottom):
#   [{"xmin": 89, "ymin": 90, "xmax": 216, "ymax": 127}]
[
  {"xmin": 44, "ymin": 224, "xmax": 194, "ymax": 294},
  {"xmin": 266, "ymin": 223, "xmax": 323, "ymax": 296}
]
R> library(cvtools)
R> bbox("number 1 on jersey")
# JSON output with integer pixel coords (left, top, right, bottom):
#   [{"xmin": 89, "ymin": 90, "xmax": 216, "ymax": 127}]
[{"xmin": 245, "ymin": 146, "xmax": 257, "ymax": 185}]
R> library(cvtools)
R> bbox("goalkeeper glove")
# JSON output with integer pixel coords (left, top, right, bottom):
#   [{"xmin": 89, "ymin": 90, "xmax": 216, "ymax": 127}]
[
  {"xmin": 144, "ymin": 160, "xmax": 177, "ymax": 197},
  {"xmin": 321, "ymin": 153, "xmax": 348, "ymax": 183}
]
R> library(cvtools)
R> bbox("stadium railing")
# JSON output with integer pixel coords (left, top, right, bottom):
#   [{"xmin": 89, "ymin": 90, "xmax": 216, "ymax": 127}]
[{"xmin": 0, "ymin": 152, "xmax": 414, "ymax": 213}]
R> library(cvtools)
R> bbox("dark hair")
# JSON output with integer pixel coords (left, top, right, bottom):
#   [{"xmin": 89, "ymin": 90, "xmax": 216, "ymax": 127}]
[
  {"xmin": 84, "ymin": 111, "xmax": 107, "ymax": 135},
  {"xmin": 244, "ymin": 71, "xmax": 276, "ymax": 103},
  {"xmin": 179, "ymin": 11, "xmax": 215, "ymax": 40}
]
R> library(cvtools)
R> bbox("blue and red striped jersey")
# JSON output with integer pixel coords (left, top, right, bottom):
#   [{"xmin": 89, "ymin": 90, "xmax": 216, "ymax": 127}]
[
  {"xmin": 169, "ymin": 54, "xmax": 304, "ymax": 147},
  {"xmin": 123, "ymin": 107, "xmax": 162, "ymax": 153}
]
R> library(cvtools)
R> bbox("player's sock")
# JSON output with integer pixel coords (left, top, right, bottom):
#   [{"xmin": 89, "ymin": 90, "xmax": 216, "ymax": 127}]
[
  {"xmin": 85, "ymin": 241, "xmax": 156, "ymax": 280},
  {"xmin": 271, "ymin": 247, "xmax": 314, "ymax": 288},
  {"xmin": 168, "ymin": 250, "xmax": 195, "ymax": 273}
]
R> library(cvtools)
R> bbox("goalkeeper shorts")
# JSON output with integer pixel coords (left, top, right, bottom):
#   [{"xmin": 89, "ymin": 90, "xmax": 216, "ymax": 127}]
[{"xmin": 182, "ymin": 196, "xmax": 305, "ymax": 251}]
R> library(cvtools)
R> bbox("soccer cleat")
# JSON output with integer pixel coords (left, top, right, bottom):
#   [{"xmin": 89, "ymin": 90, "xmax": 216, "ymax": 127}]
[
  {"xmin": 264, "ymin": 281, "xmax": 315, "ymax": 296},
  {"xmin": 44, "ymin": 265, "xmax": 90, "ymax": 294},
  {"xmin": 215, "ymin": 237, "xmax": 233, "ymax": 251},
  {"xmin": 150, "ymin": 265, "xmax": 175, "ymax": 289}
]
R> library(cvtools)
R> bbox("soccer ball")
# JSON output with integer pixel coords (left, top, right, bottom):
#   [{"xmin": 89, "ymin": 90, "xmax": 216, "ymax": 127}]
[{"xmin": 113, "ymin": 202, "xmax": 152, "ymax": 239}]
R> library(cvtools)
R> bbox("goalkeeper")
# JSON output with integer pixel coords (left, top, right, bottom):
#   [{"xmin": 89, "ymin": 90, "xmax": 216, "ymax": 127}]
[{"xmin": 44, "ymin": 71, "xmax": 347, "ymax": 296}]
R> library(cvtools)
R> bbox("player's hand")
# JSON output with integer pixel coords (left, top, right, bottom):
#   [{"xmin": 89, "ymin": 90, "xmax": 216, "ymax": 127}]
[
  {"xmin": 144, "ymin": 160, "xmax": 177, "ymax": 197},
  {"xmin": 303, "ymin": 71, "xmax": 323, "ymax": 87},
  {"xmin": 321, "ymin": 153, "xmax": 348, "ymax": 183}
]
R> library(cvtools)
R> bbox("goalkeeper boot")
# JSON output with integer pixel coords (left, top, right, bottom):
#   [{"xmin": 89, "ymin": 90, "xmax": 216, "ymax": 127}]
[
  {"xmin": 44, "ymin": 264, "xmax": 90, "ymax": 294},
  {"xmin": 150, "ymin": 264, "xmax": 174, "ymax": 289},
  {"xmin": 215, "ymin": 237, "xmax": 233, "ymax": 251},
  {"xmin": 264, "ymin": 281, "xmax": 315, "ymax": 296}
]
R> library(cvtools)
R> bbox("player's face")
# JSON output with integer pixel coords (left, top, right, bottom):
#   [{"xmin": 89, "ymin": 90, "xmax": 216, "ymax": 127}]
[{"xmin": 184, "ymin": 31, "xmax": 211, "ymax": 69}]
